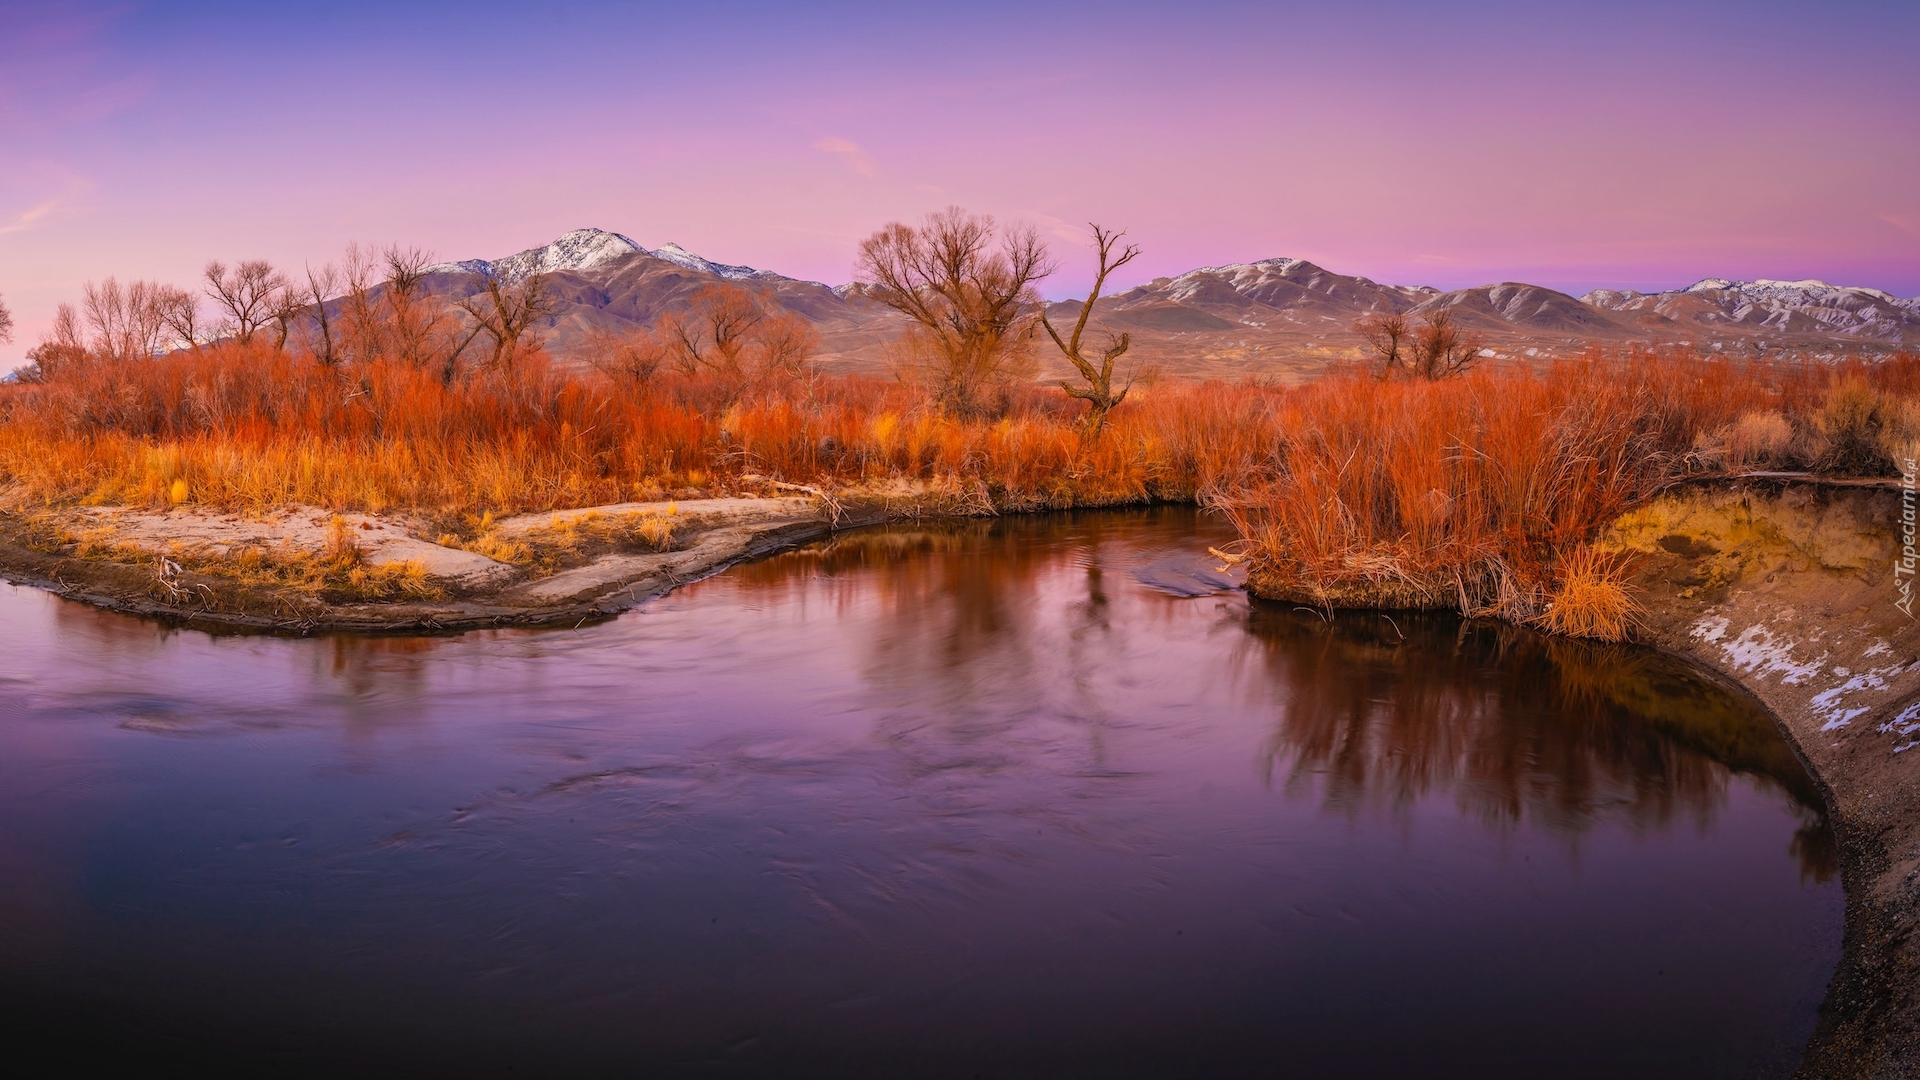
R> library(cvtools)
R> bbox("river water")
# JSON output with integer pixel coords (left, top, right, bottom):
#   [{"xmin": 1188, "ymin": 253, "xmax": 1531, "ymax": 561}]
[{"xmin": 0, "ymin": 507, "xmax": 1841, "ymax": 1077}]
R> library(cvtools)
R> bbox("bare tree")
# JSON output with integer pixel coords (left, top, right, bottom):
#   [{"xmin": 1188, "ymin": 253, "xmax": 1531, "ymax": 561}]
[
  {"xmin": 1041, "ymin": 224, "xmax": 1141, "ymax": 436},
  {"xmin": 22, "ymin": 303, "xmax": 88, "ymax": 381},
  {"xmin": 1355, "ymin": 311, "xmax": 1409, "ymax": 379},
  {"xmin": 857, "ymin": 207, "xmax": 1054, "ymax": 416},
  {"xmin": 268, "ymin": 285, "xmax": 306, "ymax": 352},
  {"xmin": 583, "ymin": 325, "xmax": 670, "ymax": 388},
  {"xmin": 667, "ymin": 285, "xmax": 764, "ymax": 376},
  {"xmin": 0, "ymin": 292, "xmax": 13, "ymax": 345},
  {"xmin": 157, "ymin": 285, "xmax": 202, "ymax": 350},
  {"xmin": 456, "ymin": 273, "xmax": 556, "ymax": 372},
  {"xmin": 204, "ymin": 260, "xmax": 289, "ymax": 344},
  {"xmin": 339, "ymin": 243, "xmax": 384, "ymax": 365},
  {"xmin": 1356, "ymin": 309, "xmax": 1481, "ymax": 380},
  {"xmin": 381, "ymin": 245, "xmax": 480, "ymax": 379},
  {"xmin": 664, "ymin": 284, "xmax": 817, "ymax": 385},
  {"xmin": 382, "ymin": 245, "xmax": 435, "ymax": 366},
  {"xmin": 83, "ymin": 278, "xmax": 172, "ymax": 361},
  {"xmin": 304, "ymin": 263, "xmax": 341, "ymax": 365},
  {"xmin": 755, "ymin": 308, "xmax": 818, "ymax": 381},
  {"xmin": 1406, "ymin": 310, "xmax": 1484, "ymax": 380}
]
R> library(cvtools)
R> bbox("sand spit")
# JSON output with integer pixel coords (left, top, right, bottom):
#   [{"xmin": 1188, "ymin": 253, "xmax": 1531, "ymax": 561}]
[{"xmin": 0, "ymin": 494, "xmax": 886, "ymax": 634}]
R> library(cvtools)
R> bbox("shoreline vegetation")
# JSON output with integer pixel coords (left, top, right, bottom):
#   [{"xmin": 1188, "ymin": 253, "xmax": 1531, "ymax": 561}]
[
  {"xmin": 0, "ymin": 337, "xmax": 1914, "ymax": 636},
  {"xmin": 3, "ymin": 214, "xmax": 1919, "ymax": 1075},
  {"xmin": 3, "ymin": 209, "xmax": 1913, "ymax": 639}
]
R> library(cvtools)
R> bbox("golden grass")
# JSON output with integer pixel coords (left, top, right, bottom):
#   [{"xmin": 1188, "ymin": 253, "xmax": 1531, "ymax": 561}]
[
  {"xmin": 1534, "ymin": 547, "xmax": 1642, "ymax": 642},
  {"xmin": 2, "ymin": 339, "xmax": 1914, "ymax": 636}
]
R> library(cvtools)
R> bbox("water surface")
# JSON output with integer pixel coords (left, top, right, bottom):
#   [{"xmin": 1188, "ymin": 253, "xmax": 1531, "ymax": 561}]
[{"xmin": 0, "ymin": 508, "xmax": 1841, "ymax": 1077}]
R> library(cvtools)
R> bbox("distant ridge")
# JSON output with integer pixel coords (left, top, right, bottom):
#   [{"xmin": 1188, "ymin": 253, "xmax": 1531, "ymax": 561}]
[{"xmin": 414, "ymin": 229, "xmax": 1916, "ymax": 380}]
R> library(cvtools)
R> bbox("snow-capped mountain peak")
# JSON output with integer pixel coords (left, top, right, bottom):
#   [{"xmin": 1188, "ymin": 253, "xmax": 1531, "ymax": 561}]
[
  {"xmin": 426, "ymin": 228, "xmax": 645, "ymax": 282},
  {"xmin": 425, "ymin": 229, "xmax": 781, "ymax": 284}
]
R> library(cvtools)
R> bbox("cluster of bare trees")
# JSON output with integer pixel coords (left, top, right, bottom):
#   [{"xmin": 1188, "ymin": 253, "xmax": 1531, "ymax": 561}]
[
  {"xmin": 18, "ymin": 245, "xmax": 558, "ymax": 384},
  {"xmin": 857, "ymin": 207, "xmax": 1054, "ymax": 418},
  {"xmin": 15, "ymin": 206, "xmax": 1153, "ymax": 432},
  {"xmin": 856, "ymin": 207, "xmax": 1146, "ymax": 431},
  {"xmin": 1354, "ymin": 309, "xmax": 1486, "ymax": 381},
  {"xmin": 581, "ymin": 283, "xmax": 817, "ymax": 394}
]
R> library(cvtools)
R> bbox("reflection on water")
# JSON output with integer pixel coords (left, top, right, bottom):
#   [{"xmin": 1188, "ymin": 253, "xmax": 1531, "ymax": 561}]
[
  {"xmin": 1236, "ymin": 608, "xmax": 1836, "ymax": 880},
  {"xmin": 0, "ymin": 508, "xmax": 1842, "ymax": 1078}
]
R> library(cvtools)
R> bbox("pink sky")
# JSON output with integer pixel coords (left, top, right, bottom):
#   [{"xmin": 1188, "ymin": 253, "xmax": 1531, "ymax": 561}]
[{"xmin": 3, "ymin": 0, "xmax": 1917, "ymax": 366}]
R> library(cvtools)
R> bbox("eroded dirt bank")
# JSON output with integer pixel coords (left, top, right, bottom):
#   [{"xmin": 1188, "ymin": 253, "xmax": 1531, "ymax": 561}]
[{"xmin": 1600, "ymin": 478, "xmax": 1917, "ymax": 1079}]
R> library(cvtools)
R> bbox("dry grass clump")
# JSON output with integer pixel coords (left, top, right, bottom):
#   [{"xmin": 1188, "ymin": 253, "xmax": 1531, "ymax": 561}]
[
  {"xmin": 14, "ymin": 510, "xmax": 439, "ymax": 603},
  {"xmin": 514, "ymin": 508, "xmax": 679, "ymax": 571},
  {"xmin": 1533, "ymin": 547, "xmax": 1642, "ymax": 642},
  {"xmin": 1702, "ymin": 410, "xmax": 1797, "ymax": 471},
  {"xmin": 1814, "ymin": 376, "xmax": 1891, "ymax": 475}
]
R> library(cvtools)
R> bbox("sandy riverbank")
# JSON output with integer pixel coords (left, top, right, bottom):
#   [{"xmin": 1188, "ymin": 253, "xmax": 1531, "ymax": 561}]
[{"xmin": 0, "ymin": 493, "xmax": 896, "ymax": 634}]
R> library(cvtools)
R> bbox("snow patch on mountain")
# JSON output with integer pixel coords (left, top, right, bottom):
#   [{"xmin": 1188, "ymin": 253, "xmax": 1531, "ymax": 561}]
[
  {"xmin": 426, "ymin": 228, "xmax": 783, "ymax": 285},
  {"xmin": 1584, "ymin": 277, "xmax": 1920, "ymax": 340},
  {"xmin": 1165, "ymin": 258, "xmax": 1436, "ymax": 303},
  {"xmin": 648, "ymin": 242, "xmax": 780, "ymax": 281},
  {"xmin": 426, "ymin": 228, "xmax": 645, "ymax": 282}
]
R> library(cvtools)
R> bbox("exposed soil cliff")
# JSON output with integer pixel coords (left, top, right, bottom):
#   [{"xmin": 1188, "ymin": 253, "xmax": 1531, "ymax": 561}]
[{"xmin": 1602, "ymin": 479, "xmax": 1918, "ymax": 1078}]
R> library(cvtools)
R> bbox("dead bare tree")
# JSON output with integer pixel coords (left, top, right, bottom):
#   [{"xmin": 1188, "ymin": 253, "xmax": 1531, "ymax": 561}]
[
  {"xmin": 0, "ymin": 292, "xmax": 13, "ymax": 345},
  {"xmin": 82, "ymin": 278, "xmax": 172, "ymax": 361},
  {"xmin": 1406, "ymin": 310, "xmax": 1484, "ymax": 380},
  {"xmin": 21, "ymin": 303, "xmax": 86, "ymax": 381},
  {"xmin": 583, "ymin": 325, "xmax": 670, "ymax": 388},
  {"xmin": 1041, "ymin": 224, "xmax": 1141, "ymax": 436},
  {"xmin": 857, "ymin": 207, "xmax": 1054, "ymax": 416},
  {"xmin": 204, "ymin": 260, "xmax": 288, "ymax": 344},
  {"xmin": 1356, "ymin": 309, "xmax": 1482, "ymax": 380},
  {"xmin": 1355, "ymin": 311, "xmax": 1410, "ymax": 379},
  {"xmin": 157, "ymin": 285, "xmax": 202, "ymax": 350},
  {"xmin": 304, "ymin": 263, "xmax": 341, "ymax": 365},
  {"xmin": 666, "ymin": 285, "xmax": 767, "ymax": 377},
  {"xmin": 456, "ymin": 273, "xmax": 556, "ymax": 372},
  {"xmin": 663, "ymin": 284, "xmax": 818, "ymax": 387}
]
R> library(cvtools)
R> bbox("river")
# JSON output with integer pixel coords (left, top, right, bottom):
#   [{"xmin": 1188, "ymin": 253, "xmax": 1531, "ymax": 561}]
[{"xmin": 0, "ymin": 507, "xmax": 1842, "ymax": 1077}]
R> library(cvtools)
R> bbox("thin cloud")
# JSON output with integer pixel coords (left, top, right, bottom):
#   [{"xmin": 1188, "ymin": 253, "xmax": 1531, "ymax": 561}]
[
  {"xmin": 814, "ymin": 137, "xmax": 875, "ymax": 178},
  {"xmin": 0, "ymin": 181, "xmax": 88, "ymax": 236}
]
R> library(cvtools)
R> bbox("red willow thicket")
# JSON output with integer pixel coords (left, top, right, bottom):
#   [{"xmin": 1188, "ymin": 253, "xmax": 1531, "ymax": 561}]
[
  {"xmin": 2, "ymin": 287, "xmax": 1915, "ymax": 639},
  {"xmin": 1207, "ymin": 348, "xmax": 1919, "ymax": 635},
  {"xmin": 0, "ymin": 338, "xmax": 1287, "ymax": 512}
]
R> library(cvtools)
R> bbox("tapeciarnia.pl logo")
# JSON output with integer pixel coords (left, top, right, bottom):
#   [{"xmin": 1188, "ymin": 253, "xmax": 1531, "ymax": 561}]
[{"xmin": 1899, "ymin": 458, "xmax": 1917, "ymax": 619}]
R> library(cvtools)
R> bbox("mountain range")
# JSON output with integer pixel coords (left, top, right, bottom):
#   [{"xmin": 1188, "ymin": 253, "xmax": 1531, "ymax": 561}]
[{"xmin": 422, "ymin": 229, "xmax": 1919, "ymax": 381}]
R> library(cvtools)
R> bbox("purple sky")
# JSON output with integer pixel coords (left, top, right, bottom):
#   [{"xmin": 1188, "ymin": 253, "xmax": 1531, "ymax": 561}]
[{"xmin": 3, "ymin": 0, "xmax": 1917, "ymax": 365}]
